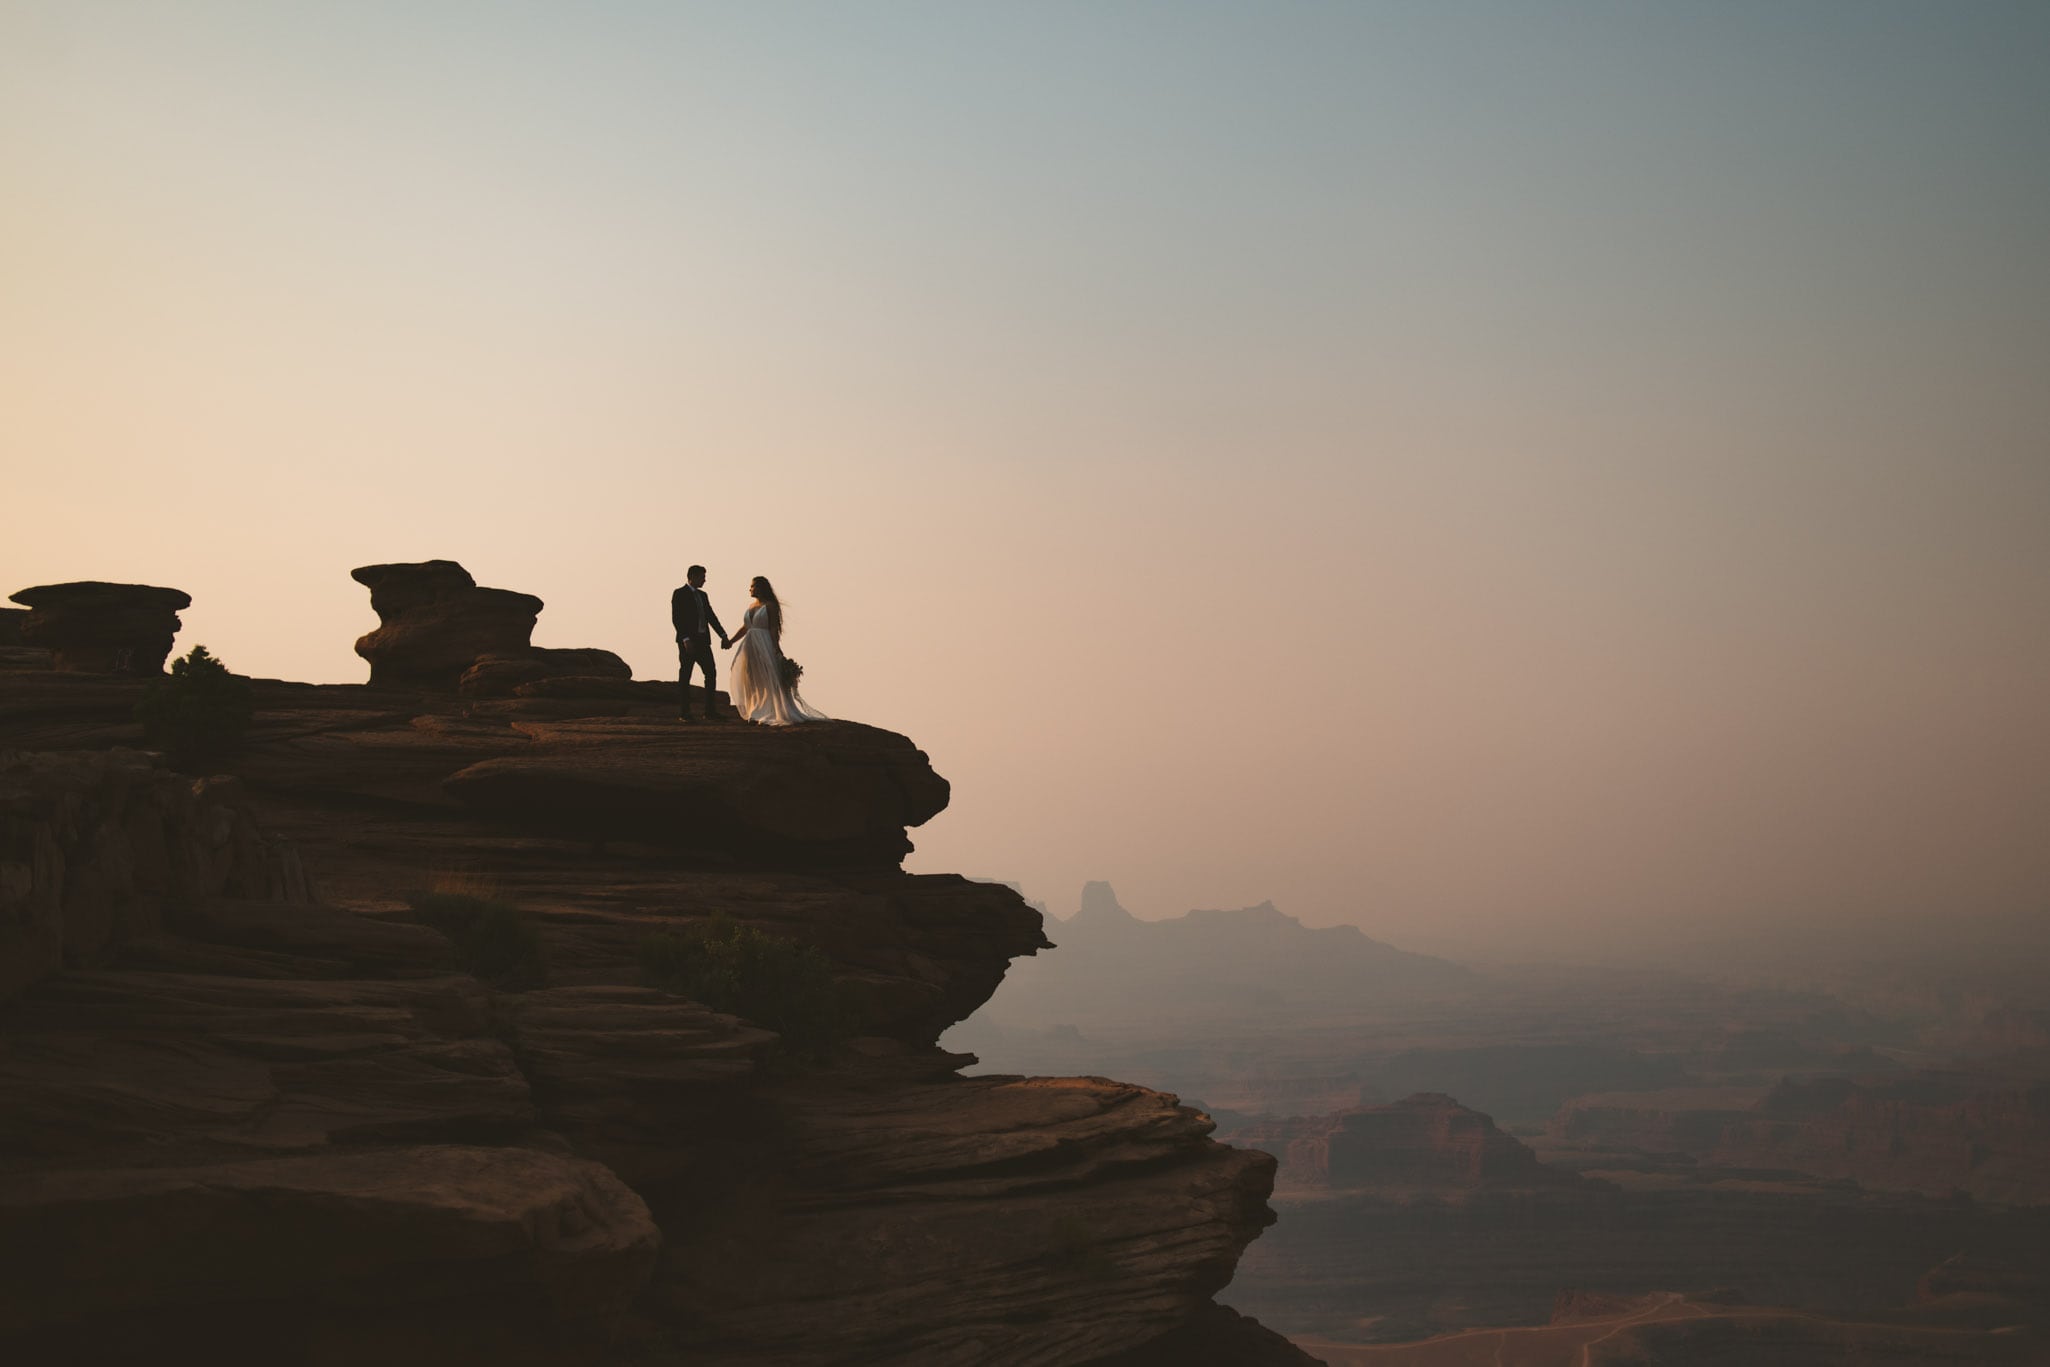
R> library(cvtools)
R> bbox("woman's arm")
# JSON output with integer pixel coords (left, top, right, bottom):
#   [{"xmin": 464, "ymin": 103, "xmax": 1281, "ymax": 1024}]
[{"xmin": 726, "ymin": 604, "xmax": 755, "ymax": 647}]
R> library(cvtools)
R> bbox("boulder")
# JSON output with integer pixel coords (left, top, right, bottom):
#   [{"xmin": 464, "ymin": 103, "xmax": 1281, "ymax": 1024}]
[
  {"xmin": 7, "ymin": 582, "xmax": 190, "ymax": 674},
  {"xmin": 351, "ymin": 561, "xmax": 543, "ymax": 691},
  {"xmin": 458, "ymin": 648, "xmax": 633, "ymax": 698}
]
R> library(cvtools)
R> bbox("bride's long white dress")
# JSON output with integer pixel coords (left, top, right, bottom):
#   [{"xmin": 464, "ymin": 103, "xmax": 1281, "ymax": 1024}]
[{"xmin": 729, "ymin": 603, "xmax": 827, "ymax": 725}]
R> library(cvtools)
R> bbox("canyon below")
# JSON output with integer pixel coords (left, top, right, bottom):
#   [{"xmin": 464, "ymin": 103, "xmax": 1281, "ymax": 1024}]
[{"xmin": 949, "ymin": 883, "xmax": 2050, "ymax": 1363}]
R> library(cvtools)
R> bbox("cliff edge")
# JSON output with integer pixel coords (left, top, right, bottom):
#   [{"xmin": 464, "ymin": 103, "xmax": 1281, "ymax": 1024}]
[{"xmin": 0, "ymin": 564, "xmax": 1312, "ymax": 1366}]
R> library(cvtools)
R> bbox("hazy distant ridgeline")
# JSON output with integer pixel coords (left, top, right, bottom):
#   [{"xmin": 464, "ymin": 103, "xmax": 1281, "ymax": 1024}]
[{"xmin": 971, "ymin": 881, "xmax": 1473, "ymax": 1028}]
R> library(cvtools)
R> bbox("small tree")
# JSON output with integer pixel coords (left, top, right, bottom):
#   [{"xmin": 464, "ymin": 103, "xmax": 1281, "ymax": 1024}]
[{"xmin": 135, "ymin": 644, "xmax": 254, "ymax": 769}]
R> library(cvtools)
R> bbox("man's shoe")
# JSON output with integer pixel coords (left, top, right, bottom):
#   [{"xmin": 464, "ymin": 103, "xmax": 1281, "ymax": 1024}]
[{"xmin": 676, "ymin": 713, "xmax": 694, "ymax": 723}]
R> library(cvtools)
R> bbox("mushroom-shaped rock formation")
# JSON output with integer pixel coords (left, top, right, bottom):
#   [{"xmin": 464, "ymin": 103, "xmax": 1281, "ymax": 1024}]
[
  {"xmin": 351, "ymin": 561, "xmax": 543, "ymax": 690},
  {"xmin": 8, "ymin": 581, "xmax": 190, "ymax": 674},
  {"xmin": 459, "ymin": 647, "xmax": 633, "ymax": 698}
]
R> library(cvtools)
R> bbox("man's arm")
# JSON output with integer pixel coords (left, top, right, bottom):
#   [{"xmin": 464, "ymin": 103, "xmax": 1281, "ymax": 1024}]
[
  {"xmin": 670, "ymin": 587, "xmax": 691, "ymax": 638},
  {"xmin": 703, "ymin": 599, "xmax": 730, "ymax": 644}
]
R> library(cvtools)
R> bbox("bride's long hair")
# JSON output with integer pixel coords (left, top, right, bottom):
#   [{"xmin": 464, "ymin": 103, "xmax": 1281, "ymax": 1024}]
[{"xmin": 750, "ymin": 576, "xmax": 783, "ymax": 642}]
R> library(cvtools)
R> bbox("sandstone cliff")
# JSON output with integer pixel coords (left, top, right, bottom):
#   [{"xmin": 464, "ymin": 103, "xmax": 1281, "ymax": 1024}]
[{"xmin": 0, "ymin": 565, "xmax": 1314, "ymax": 1366}]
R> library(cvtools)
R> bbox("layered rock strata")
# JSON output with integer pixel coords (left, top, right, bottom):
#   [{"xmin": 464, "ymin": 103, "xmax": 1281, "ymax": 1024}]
[
  {"xmin": 8, "ymin": 580, "xmax": 189, "ymax": 673},
  {"xmin": 1551, "ymin": 1072, "xmax": 2050, "ymax": 1206},
  {"xmin": 0, "ymin": 748, "xmax": 306, "ymax": 1001},
  {"xmin": 0, "ymin": 576, "xmax": 1306, "ymax": 1365}
]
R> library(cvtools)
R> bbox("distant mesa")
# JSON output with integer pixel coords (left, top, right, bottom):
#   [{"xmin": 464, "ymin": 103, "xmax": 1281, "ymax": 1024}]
[
  {"xmin": 6, "ymin": 580, "xmax": 190, "ymax": 674},
  {"xmin": 1227, "ymin": 1093, "xmax": 1588, "ymax": 1193}
]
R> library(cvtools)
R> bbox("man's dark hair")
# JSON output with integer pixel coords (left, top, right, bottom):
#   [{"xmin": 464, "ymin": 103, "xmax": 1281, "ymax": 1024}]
[{"xmin": 687, "ymin": 565, "xmax": 705, "ymax": 577}]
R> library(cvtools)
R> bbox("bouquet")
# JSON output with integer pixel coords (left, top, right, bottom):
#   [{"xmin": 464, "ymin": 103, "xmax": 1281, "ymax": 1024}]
[{"xmin": 779, "ymin": 656, "xmax": 804, "ymax": 691}]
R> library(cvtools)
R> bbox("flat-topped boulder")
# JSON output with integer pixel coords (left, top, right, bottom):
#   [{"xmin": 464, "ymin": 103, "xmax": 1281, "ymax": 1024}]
[
  {"xmin": 442, "ymin": 717, "xmax": 951, "ymax": 868},
  {"xmin": 8, "ymin": 581, "xmax": 190, "ymax": 674},
  {"xmin": 351, "ymin": 561, "xmax": 544, "ymax": 691}
]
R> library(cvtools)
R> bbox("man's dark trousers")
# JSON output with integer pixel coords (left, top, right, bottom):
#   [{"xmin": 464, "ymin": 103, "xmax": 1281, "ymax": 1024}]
[
  {"xmin": 678, "ymin": 637, "xmax": 717, "ymax": 720},
  {"xmin": 672, "ymin": 581, "xmax": 728, "ymax": 720}
]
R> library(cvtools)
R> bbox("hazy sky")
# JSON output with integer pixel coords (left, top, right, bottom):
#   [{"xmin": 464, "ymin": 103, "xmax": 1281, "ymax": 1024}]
[{"xmin": 7, "ymin": 2, "xmax": 2047, "ymax": 959}]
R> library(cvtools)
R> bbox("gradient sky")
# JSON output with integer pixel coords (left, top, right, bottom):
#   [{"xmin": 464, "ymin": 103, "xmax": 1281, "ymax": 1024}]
[{"xmin": 6, "ymin": 2, "xmax": 2047, "ymax": 960}]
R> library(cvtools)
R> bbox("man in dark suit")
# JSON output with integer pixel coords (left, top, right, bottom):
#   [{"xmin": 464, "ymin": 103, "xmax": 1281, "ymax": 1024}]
[{"xmin": 671, "ymin": 565, "xmax": 730, "ymax": 721}]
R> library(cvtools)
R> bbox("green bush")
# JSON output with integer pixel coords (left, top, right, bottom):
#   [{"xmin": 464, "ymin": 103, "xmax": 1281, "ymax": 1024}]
[
  {"xmin": 407, "ymin": 890, "xmax": 548, "ymax": 990},
  {"xmin": 640, "ymin": 916, "xmax": 856, "ymax": 1062},
  {"xmin": 135, "ymin": 644, "xmax": 253, "ymax": 768}
]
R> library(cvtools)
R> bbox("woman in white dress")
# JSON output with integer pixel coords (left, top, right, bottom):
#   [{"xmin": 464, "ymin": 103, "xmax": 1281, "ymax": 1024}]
[{"xmin": 726, "ymin": 576, "xmax": 828, "ymax": 725}]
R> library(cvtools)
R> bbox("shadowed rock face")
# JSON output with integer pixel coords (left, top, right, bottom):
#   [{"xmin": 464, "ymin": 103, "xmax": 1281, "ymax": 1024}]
[
  {"xmin": 0, "ymin": 638, "xmax": 1300, "ymax": 1363},
  {"xmin": 0, "ymin": 1146, "xmax": 662, "ymax": 1364},
  {"xmin": 7, "ymin": 581, "xmax": 190, "ymax": 674},
  {"xmin": 0, "ymin": 749, "xmax": 306, "ymax": 1002},
  {"xmin": 443, "ymin": 716, "xmax": 952, "ymax": 868},
  {"xmin": 351, "ymin": 561, "xmax": 544, "ymax": 690},
  {"xmin": 1738, "ymin": 1075, "xmax": 2050, "ymax": 1205}
]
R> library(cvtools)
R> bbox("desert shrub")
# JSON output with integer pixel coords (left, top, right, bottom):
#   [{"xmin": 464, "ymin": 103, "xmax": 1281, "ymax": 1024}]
[
  {"xmin": 135, "ymin": 644, "xmax": 253, "ymax": 768},
  {"xmin": 407, "ymin": 890, "xmax": 548, "ymax": 989},
  {"xmin": 640, "ymin": 916, "xmax": 856, "ymax": 1061}
]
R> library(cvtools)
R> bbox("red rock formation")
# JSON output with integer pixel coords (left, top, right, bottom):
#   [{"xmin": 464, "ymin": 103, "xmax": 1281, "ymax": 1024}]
[
  {"xmin": 351, "ymin": 560, "xmax": 545, "ymax": 689},
  {"xmin": 0, "ymin": 589, "xmax": 1293, "ymax": 1364},
  {"xmin": 8, "ymin": 581, "xmax": 189, "ymax": 673}
]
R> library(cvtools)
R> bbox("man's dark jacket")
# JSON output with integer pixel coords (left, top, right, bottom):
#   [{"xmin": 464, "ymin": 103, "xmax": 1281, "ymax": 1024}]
[{"xmin": 671, "ymin": 584, "xmax": 729, "ymax": 646}]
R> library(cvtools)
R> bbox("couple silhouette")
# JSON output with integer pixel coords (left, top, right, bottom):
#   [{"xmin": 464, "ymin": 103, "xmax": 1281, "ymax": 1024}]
[{"xmin": 671, "ymin": 566, "xmax": 825, "ymax": 726}]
